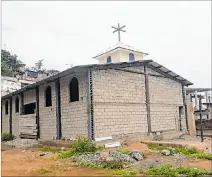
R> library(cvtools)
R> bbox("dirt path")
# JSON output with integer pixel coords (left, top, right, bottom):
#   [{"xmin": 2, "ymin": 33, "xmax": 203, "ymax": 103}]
[{"xmin": 1, "ymin": 148, "xmax": 112, "ymax": 176}]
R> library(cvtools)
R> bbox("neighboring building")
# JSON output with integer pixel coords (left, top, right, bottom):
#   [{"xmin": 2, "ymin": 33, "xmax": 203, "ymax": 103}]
[
  {"xmin": 1, "ymin": 43, "xmax": 193, "ymax": 141},
  {"xmin": 1, "ymin": 69, "xmax": 49, "ymax": 97}
]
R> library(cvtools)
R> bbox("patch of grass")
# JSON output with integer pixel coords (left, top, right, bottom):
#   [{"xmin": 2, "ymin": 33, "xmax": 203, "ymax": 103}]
[
  {"xmin": 1, "ymin": 133, "xmax": 15, "ymax": 141},
  {"xmin": 112, "ymin": 169, "xmax": 138, "ymax": 177},
  {"xmin": 36, "ymin": 145, "xmax": 61, "ymax": 153},
  {"xmin": 38, "ymin": 168, "xmax": 51, "ymax": 175},
  {"xmin": 77, "ymin": 161, "xmax": 103, "ymax": 169},
  {"xmin": 117, "ymin": 148, "xmax": 130, "ymax": 155},
  {"xmin": 144, "ymin": 165, "xmax": 212, "ymax": 177},
  {"xmin": 77, "ymin": 161, "xmax": 138, "ymax": 176},
  {"xmin": 58, "ymin": 136, "xmax": 104, "ymax": 159},
  {"xmin": 58, "ymin": 149, "xmax": 76, "ymax": 159},
  {"xmin": 102, "ymin": 159, "xmax": 124, "ymax": 169},
  {"xmin": 147, "ymin": 143, "xmax": 212, "ymax": 160}
]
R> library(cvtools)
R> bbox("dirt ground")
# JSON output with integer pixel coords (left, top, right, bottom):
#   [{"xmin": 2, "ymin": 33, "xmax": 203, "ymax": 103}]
[
  {"xmin": 1, "ymin": 148, "xmax": 112, "ymax": 176},
  {"xmin": 1, "ymin": 141, "xmax": 212, "ymax": 176}
]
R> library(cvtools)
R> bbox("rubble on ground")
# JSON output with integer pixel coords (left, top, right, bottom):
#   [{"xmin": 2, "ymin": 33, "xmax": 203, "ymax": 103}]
[
  {"xmin": 71, "ymin": 150, "xmax": 145, "ymax": 164},
  {"xmin": 161, "ymin": 149, "xmax": 171, "ymax": 156},
  {"xmin": 4, "ymin": 138, "xmax": 39, "ymax": 148},
  {"xmin": 129, "ymin": 150, "xmax": 144, "ymax": 161}
]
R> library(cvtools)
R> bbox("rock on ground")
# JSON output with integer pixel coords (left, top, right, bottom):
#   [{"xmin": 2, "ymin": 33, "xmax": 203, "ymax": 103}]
[
  {"xmin": 4, "ymin": 139, "xmax": 39, "ymax": 148},
  {"xmin": 129, "ymin": 150, "xmax": 144, "ymax": 161},
  {"xmin": 108, "ymin": 152, "xmax": 134, "ymax": 163},
  {"xmin": 161, "ymin": 149, "xmax": 171, "ymax": 156},
  {"xmin": 74, "ymin": 153, "xmax": 101, "ymax": 164}
]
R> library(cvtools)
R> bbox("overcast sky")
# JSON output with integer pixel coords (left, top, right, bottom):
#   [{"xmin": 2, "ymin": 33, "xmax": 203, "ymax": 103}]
[{"xmin": 2, "ymin": 1, "xmax": 211, "ymax": 88}]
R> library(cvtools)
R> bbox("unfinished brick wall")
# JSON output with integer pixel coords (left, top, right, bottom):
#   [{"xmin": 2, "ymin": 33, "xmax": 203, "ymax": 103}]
[
  {"xmin": 60, "ymin": 72, "xmax": 88, "ymax": 139},
  {"xmin": 39, "ymin": 82, "xmax": 57, "ymax": 140},
  {"xmin": 12, "ymin": 95, "xmax": 20, "ymax": 137},
  {"xmin": 148, "ymin": 76, "xmax": 183, "ymax": 132},
  {"xmin": 92, "ymin": 68, "xmax": 148, "ymax": 139},
  {"xmin": 2, "ymin": 99, "xmax": 10, "ymax": 134}
]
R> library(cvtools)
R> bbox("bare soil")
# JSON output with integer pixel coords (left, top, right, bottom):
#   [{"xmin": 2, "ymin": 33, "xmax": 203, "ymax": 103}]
[
  {"xmin": 2, "ymin": 141, "xmax": 212, "ymax": 176},
  {"xmin": 1, "ymin": 148, "xmax": 112, "ymax": 176}
]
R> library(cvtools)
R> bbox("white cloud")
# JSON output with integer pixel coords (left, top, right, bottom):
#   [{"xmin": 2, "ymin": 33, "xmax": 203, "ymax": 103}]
[{"xmin": 2, "ymin": 1, "xmax": 211, "ymax": 87}]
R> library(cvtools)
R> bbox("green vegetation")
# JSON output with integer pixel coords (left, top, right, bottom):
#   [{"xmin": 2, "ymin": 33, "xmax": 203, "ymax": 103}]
[
  {"xmin": 147, "ymin": 143, "xmax": 212, "ymax": 160},
  {"xmin": 1, "ymin": 49, "xmax": 25, "ymax": 76},
  {"xmin": 36, "ymin": 145, "xmax": 61, "ymax": 153},
  {"xmin": 59, "ymin": 136, "xmax": 104, "ymax": 159},
  {"xmin": 102, "ymin": 159, "xmax": 124, "ymax": 169},
  {"xmin": 77, "ymin": 161, "xmax": 138, "ymax": 177},
  {"xmin": 143, "ymin": 165, "xmax": 212, "ymax": 177},
  {"xmin": 1, "ymin": 133, "xmax": 15, "ymax": 141},
  {"xmin": 112, "ymin": 169, "xmax": 138, "ymax": 177},
  {"xmin": 117, "ymin": 148, "xmax": 130, "ymax": 155},
  {"xmin": 38, "ymin": 168, "xmax": 51, "ymax": 175}
]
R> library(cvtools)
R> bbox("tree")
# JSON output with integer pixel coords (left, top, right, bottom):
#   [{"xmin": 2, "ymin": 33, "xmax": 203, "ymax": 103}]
[
  {"xmin": 1, "ymin": 49, "xmax": 25, "ymax": 76},
  {"xmin": 46, "ymin": 69, "xmax": 60, "ymax": 76},
  {"xmin": 33, "ymin": 59, "xmax": 45, "ymax": 72}
]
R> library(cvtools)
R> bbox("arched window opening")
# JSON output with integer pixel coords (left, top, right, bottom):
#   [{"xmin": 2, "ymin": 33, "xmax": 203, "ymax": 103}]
[
  {"xmin": 45, "ymin": 86, "xmax": 52, "ymax": 107},
  {"xmin": 129, "ymin": 53, "xmax": 135, "ymax": 62},
  {"xmin": 15, "ymin": 97, "xmax": 19, "ymax": 113},
  {"xmin": 5, "ymin": 100, "xmax": 8, "ymax": 115},
  {"xmin": 107, "ymin": 56, "xmax": 112, "ymax": 64},
  {"xmin": 69, "ymin": 77, "xmax": 79, "ymax": 102}
]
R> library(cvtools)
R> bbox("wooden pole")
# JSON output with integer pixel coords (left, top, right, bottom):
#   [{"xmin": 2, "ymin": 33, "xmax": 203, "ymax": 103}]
[
  {"xmin": 199, "ymin": 96, "xmax": 204, "ymax": 142},
  {"xmin": 144, "ymin": 65, "xmax": 151, "ymax": 133}
]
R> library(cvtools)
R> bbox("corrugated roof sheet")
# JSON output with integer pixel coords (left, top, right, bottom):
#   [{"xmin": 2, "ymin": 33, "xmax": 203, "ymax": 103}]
[{"xmin": 1, "ymin": 60, "xmax": 193, "ymax": 99}]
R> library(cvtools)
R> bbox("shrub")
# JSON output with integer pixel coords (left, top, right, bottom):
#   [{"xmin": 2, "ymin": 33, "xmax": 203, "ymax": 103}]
[
  {"xmin": 71, "ymin": 136, "xmax": 98, "ymax": 154},
  {"xmin": 58, "ymin": 136, "xmax": 103, "ymax": 159},
  {"xmin": 1, "ymin": 133, "xmax": 15, "ymax": 141}
]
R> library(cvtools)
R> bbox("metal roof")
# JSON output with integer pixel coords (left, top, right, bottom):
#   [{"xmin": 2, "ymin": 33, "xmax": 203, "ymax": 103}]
[
  {"xmin": 185, "ymin": 88, "xmax": 212, "ymax": 94},
  {"xmin": 93, "ymin": 42, "xmax": 148, "ymax": 59},
  {"xmin": 1, "ymin": 60, "xmax": 193, "ymax": 99}
]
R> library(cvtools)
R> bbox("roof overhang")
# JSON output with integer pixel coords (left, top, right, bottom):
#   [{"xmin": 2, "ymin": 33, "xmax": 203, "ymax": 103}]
[
  {"xmin": 186, "ymin": 88, "xmax": 212, "ymax": 94},
  {"xmin": 1, "ymin": 60, "xmax": 193, "ymax": 100}
]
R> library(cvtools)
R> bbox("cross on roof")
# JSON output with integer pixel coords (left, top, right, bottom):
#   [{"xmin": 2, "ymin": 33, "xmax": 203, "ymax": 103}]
[{"xmin": 112, "ymin": 23, "xmax": 126, "ymax": 42}]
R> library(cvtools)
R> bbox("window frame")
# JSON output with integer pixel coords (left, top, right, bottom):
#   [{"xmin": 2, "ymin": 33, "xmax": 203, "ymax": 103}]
[
  {"xmin": 15, "ymin": 97, "xmax": 19, "ymax": 113},
  {"xmin": 44, "ymin": 85, "xmax": 52, "ymax": 107},
  {"xmin": 107, "ymin": 56, "xmax": 112, "ymax": 64},
  {"xmin": 5, "ymin": 100, "xmax": 9, "ymax": 115},
  {"xmin": 129, "ymin": 53, "xmax": 135, "ymax": 62},
  {"xmin": 69, "ymin": 77, "xmax": 79, "ymax": 103}
]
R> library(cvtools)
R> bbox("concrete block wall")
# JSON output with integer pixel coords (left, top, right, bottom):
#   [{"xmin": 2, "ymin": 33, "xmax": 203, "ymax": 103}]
[
  {"xmin": 12, "ymin": 95, "xmax": 20, "ymax": 137},
  {"xmin": 92, "ymin": 68, "xmax": 148, "ymax": 139},
  {"xmin": 60, "ymin": 72, "xmax": 88, "ymax": 139},
  {"xmin": 39, "ymin": 82, "xmax": 57, "ymax": 140},
  {"xmin": 148, "ymin": 76, "xmax": 184, "ymax": 132},
  {"xmin": 1, "ymin": 99, "xmax": 10, "ymax": 134}
]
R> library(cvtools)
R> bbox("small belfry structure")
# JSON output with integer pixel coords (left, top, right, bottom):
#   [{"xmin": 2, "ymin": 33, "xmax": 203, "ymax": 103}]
[{"xmin": 93, "ymin": 23, "xmax": 148, "ymax": 64}]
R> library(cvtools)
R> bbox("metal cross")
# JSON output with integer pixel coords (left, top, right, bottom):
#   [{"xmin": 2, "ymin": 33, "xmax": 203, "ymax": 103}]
[{"xmin": 112, "ymin": 23, "xmax": 126, "ymax": 42}]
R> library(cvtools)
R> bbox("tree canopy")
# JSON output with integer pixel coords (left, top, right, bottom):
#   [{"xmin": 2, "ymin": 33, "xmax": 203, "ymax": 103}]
[
  {"xmin": 1, "ymin": 49, "xmax": 26, "ymax": 77},
  {"xmin": 1, "ymin": 49, "xmax": 60, "ymax": 77}
]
